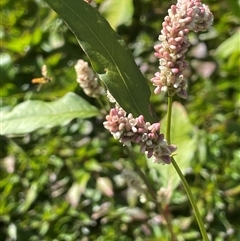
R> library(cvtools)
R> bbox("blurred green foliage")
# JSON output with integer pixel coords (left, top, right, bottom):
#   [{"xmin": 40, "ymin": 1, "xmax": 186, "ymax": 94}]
[{"xmin": 1, "ymin": 0, "xmax": 240, "ymax": 240}]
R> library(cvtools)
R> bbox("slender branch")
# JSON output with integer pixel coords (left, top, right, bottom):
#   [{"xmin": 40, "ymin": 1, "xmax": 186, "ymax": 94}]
[
  {"xmin": 171, "ymin": 158, "xmax": 210, "ymax": 241},
  {"xmin": 166, "ymin": 95, "xmax": 210, "ymax": 241},
  {"xmin": 166, "ymin": 96, "xmax": 173, "ymax": 144}
]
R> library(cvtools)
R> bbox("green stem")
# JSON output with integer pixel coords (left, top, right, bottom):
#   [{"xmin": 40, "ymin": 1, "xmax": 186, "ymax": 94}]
[
  {"xmin": 166, "ymin": 96, "xmax": 173, "ymax": 144},
  {"xmin": 97, "ymin": 97, "xmax": 107, "ymax": 111},
  {"xmin": 166, "ymin": 96, "xmax": 209, "ymax": 241},
  {"xmin": 171, "ymin": 158, "xmax": 210, "ymax": 241}
]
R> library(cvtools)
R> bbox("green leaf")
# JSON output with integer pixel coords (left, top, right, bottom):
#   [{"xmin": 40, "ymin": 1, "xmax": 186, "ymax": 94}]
[
  {"xmin": 44, "ymin": 0, "xmax": 156, "ymax": 122},
  {"xmin": 147, "ymin": 102, "xmax": 198, "ymax": 202},
  {"xmin": 214, "ymin": 30, "xmax": 240, "ymax": 59},
  {"xmin": 18, "ymin": 183, "xmax": 38, "ymax": 214},
  {"xmin": 66, "ymin": 172, "xmax": 90, "ymax": 207},
  {"xmin": 4, "ymin": 32, "xmax": 32, "ymax": 53},
  {"xmin": 228, "ymin": 0, "xmax": 240, "ymax": 19},
  {"xmin": 96, "ymin": 177, "xmax": 114, "ymax": 197},
  {"xmin": 99, "ymin": 0, "xmax": 134, "ymax": 29},
  {"xmin": 0, "ymin": 92, "xmax": 100, "ymax": 135}
]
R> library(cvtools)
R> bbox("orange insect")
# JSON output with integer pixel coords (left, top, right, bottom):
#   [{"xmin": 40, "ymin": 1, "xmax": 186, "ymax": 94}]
[{"xmin": 32, "ymin": 65, "xmax": 52, "ymax": 91}]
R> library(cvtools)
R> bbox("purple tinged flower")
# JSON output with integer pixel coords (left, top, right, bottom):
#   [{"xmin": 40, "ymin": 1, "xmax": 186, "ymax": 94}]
[
  {"xmin": 103, "ymin": 107, "xmax": 177, "ymax": 164},
  {"xmin": 151, "ymin": 0, "xmax": 213, "ymax": 99}
]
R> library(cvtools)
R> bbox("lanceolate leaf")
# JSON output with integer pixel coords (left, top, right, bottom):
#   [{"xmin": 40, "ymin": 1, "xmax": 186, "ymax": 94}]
[
  {"xmin": 44, "ymin": 0, "xmax": 156, "ymax": 122},
  {"xmin": 0, "ymin": 92, "xmax": 100, "ymax": 135}
]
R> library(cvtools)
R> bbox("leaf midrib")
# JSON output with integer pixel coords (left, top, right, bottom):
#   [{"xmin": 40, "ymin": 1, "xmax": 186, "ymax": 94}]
[{"xmin": 59, "ymin": 0, "xmax": 141, "ymax": 114}]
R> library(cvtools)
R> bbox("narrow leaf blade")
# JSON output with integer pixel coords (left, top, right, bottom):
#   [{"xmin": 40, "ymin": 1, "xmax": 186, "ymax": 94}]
[
  {"xmin": 214, "ymin": 30, "xmax": 240, "ymax": 59},
  {"xmin": 44, "ymin": 0, "xmax": 156, "ymax": 122}
]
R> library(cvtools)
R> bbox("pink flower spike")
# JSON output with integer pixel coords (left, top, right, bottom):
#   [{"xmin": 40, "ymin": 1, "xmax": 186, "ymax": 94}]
[
  {"xmin": 151, "ymin": 0, "xmax": 213, "ymax": 98},
  {"xmin": 104, "ymin": 106, "xmax": 177, "ymax": 165},
  {"xmin": 74, "ymin": 60, "xmax": 105, "ymax": 97}
]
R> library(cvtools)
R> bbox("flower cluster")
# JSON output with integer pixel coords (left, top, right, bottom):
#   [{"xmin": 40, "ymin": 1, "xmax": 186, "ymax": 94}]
[
  {"xmin": 74, "ymin": 59, "xmax": 105, "ymax": 98},
  {"xmin": 103, "ymin": 107, "xmax": 177, "ymax": 164},
  {"xmin": 151, "ymin": 0, "xmax": 214, "ymax": 98}
]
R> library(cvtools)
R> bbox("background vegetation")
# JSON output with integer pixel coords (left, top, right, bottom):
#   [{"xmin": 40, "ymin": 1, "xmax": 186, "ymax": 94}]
[{"xmin": 1, "ymin": 0, "xmax": 239, "ymax": 240}]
